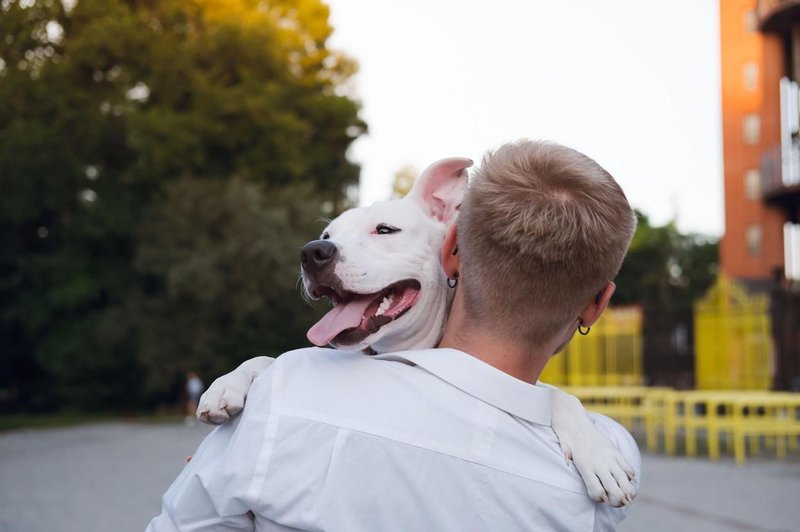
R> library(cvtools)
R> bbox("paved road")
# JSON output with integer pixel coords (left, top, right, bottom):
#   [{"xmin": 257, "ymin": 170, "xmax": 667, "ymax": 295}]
[
  {"xmin": 619, "ymin": 452, "xmax": 800, "ymax": 532},
  {"xmin": 1, "ymin": 421, "xmax": 799, "ymax": 531},
  {"xmin": 0, "ymin": 422, "xmax": 213, "ymax": 532}
]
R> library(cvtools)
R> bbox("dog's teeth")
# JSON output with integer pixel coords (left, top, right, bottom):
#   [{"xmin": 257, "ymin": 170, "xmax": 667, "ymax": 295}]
[{"xmin": 375, "ymin": 296, "xmax": 392, "ymax": 316}]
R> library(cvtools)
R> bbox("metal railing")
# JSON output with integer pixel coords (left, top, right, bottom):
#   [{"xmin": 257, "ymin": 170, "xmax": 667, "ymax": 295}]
[
  {"xmin": 570, "ymin": 386, "xmax": 800, "ymax": 465},
  {"xmin": 540, "ymin": 306, "xmax": 643, "ymax": 387},
  {"xmin": 761, "ymin": 144, "xmax": 800, "ymax": 197},
  {"xmin": 694, "ymin": 275, "xmax": 773, "ymax": 391}
]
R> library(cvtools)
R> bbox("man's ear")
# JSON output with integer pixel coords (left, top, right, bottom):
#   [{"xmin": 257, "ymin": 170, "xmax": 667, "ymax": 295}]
[
  {"xmin": 408, "ymin": 157, "xmax": 473, "ymax": 224},
  {"xmin": 440, "ymin": 224, "xmax": 460, "ymax": 279},
  {"xmin": 578, "ymin": 282, "xmax": 616, "ymax": 328}
]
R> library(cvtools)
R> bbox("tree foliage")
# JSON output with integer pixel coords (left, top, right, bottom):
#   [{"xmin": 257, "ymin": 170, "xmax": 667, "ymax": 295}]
[
  {"xmin": 117, "ymin": 178, "xmax": 329, "ymax": 397},
  {"xmin": 615, "ymin": 211, "xmax": 719, "ymax": 310},
  {"xmin": 0, "ymin": 0, "xmax": 364, "ymax": 410},
  {"xmin": 614, "ymin": 211, "xmax": 719, "ymax": 385}
]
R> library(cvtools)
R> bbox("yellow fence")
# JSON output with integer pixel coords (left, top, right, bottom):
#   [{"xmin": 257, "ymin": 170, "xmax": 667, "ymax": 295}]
[
  {"xmin": 540, "ymin": 275, "xmax": 797, "ymax": 464},
  {"xmin": 570, "ymin": 387, "xmax": 800, "ymax": 465},
  {"xmin": 694, "ymin": 275, "xmax": 773, "ymax": 390},
  {"xmin": 541, "ymin": 306, "xmax": 643, "ymax": 386}
]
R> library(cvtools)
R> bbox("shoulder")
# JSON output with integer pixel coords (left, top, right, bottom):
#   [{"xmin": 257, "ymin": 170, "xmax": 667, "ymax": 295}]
[
  {"xmin": 267, "ymin": 347, "xmax": 374, "ymax": 385},
  {"xmin": 273, "ymin": 346, "xmax": 363, "ymax": 368},
  {"xmin": 250, "ymin": 347, "xmax": 403, "ymax": 402},
  {"xmin": 252, "ymin": 347, "xmax": 443, "ymax": 422},
  {"xmin": 585, "ymin": 413, "xmax": 638, "ymax": 451}
]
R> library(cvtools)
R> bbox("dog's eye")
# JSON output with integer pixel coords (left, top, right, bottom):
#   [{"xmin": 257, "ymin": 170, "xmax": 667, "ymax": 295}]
[
  {"xmin": 321, "ymin": 232, "xmax": 330, "ymax": 240},
  {"xmin": 375, "ymin": 223, "xmax": 400, "ymax": 235}
]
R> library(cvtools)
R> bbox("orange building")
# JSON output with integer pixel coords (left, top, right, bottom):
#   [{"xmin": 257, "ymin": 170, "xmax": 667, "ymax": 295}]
[
  {"xmin": 719, "ymin": 1, "xmax": 800, "ymax": 389},
  {"xmin": 719, "ymin": 0, "xmax": 800, "ymax": 282}
]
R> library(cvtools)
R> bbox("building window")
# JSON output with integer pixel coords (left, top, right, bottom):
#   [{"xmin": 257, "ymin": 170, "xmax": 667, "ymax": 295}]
[
  {"xmin": 743, "ymin": 62, "xmax": 758, "ymax": 91},
  {"xmin": 743, "ymin": 114, "xmax": 761, "ymax": 144},
  {"xmin": 744, "ymin": 169, "xmax": 761, "ymax": 199},
  {"xmin": 744, "ymin": 10, "xmax": 758, "ymax": 32},
  {"xmin": 746, "ymin": 224, "xmax": 762, "ymax": 256},
  {"xmin": 785, "ymin": 222, "xmax": 800, "ymax": 280}
]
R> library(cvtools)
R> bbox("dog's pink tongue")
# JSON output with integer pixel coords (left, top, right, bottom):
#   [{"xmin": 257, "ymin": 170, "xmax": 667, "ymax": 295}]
[{"xmin": 307, "ymin": 295, "xmax": 374, "ymax": 346}]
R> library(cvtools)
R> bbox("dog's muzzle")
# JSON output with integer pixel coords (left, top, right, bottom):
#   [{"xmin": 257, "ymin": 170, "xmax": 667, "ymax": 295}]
[
  {"xmin": 300, "ymin": 239, "xmax": 422, "ymax": 349},
  {"xmin": 306, "ymin": 279, "xmax": 422, "ymax": 347},
  {"xmin": 300, "ymin": 240, "xmax": 338, "ymax": 275}
]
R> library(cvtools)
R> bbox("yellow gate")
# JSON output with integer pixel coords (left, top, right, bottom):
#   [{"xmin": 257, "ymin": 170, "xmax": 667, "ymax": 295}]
[
  {"xmin": 694, "ymin": 275, "xmax": 773, "ymax": 390},
  {"xmin": 541, "ymin": 305, "xmax": 643, "ymax": 386}
]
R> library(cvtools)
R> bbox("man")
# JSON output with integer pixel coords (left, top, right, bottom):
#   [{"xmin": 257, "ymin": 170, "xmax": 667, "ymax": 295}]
[
  {"xmin": 185, "ymin": 372, "xmax": 204, "ymax": 426},
  {"xmin": 148, "ymin": 140, "xmax": 640, "ymax": 531}
]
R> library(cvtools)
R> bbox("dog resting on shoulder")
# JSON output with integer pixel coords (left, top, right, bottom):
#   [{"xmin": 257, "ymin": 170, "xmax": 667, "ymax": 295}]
[{"xmin": 197, "ymin": 158, "xmax": 637, "ymax": 507}]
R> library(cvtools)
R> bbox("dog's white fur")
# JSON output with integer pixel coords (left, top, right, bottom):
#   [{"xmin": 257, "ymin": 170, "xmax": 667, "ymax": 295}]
[{"xmin": 197, "ymin": 158, "xmax": 637, "ymax": 507}]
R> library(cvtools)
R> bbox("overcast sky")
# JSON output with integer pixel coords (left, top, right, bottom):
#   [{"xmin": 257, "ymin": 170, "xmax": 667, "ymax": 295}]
[{"xmin": 326, "ymin": 0, "xmax": 723, "ymax": 236}]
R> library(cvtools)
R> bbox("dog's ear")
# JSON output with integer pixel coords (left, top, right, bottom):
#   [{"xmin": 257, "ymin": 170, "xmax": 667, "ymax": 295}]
[{"xmin": 409, "ymin": 157, "xmax": 473, "ymax": 223}]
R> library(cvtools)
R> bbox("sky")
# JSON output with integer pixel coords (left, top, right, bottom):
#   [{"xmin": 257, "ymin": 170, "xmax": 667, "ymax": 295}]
[{"xmin": 325, "ymin": 0, "xmax": 724, "ymax": 237}]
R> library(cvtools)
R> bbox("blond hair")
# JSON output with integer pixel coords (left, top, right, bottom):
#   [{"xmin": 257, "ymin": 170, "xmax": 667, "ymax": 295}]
[{"xmin": 458, "ymin": 140, "xmax": 636, "ymax": 344}]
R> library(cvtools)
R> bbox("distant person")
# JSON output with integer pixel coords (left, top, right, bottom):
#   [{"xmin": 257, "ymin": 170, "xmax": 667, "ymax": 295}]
[
  {"xmin": 184, "ymin": 372, "xmax": 204, "ymax": 425},
  {"xmin": 149, "ymin": 140, "xmax": 640, "ymax": 530}
]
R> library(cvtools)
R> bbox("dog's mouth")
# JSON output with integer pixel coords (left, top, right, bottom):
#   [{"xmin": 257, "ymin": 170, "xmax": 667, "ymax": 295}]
[{"xmin": 307, "ymin": 279, "xmax": 421, "ymax": 347}]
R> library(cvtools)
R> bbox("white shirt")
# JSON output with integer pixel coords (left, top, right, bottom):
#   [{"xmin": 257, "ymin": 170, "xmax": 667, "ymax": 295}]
[{"xmin": 148, "ymin": 347, "xmax": 640, "ymax": 532}]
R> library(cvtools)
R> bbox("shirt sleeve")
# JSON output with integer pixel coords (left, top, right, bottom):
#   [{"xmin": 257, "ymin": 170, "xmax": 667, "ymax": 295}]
[
  {"xmin": 586, "ymin": 412, "xmax": 642, "ymax": 532},
  {"xmin": 146, "ymin": 367, "xmax": 279, "ymax": 531}
]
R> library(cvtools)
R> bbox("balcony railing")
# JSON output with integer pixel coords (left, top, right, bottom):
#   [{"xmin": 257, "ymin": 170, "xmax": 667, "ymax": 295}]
[
  {"xmin": 758, "ymin": 0, "xmax": 800, "ymax": 32},
  {"xmin": 762, "ymin": 77, "xmax": 800, "ymax": 199},
  {"xmin": 762, "ymin": 144, "xmax": 800, "ymax": 198}
]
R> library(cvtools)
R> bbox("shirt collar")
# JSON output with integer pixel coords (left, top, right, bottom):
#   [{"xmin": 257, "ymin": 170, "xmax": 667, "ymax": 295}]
[{"xmin": 372, "ymin": 348, "xmax": 551, "ymax": 426}]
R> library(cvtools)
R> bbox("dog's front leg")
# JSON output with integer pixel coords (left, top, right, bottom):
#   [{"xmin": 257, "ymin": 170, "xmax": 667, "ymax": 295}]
[
  {"xmin": 197, "ymin": 356, "xmax": 274, "ymax": 425},
  {"xmin": 549, "ymin": 388, "xmax": 637, "ymax": 508}
]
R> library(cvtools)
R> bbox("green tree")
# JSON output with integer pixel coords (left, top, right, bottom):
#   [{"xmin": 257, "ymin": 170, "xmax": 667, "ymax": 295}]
[
  {"xmin": 615, "ymin": 211, "xmax": 719, "ymax": 309},
  {"xmin": 614, "ymin": 211, "xmax": 719, "ymax": 386},
  {"xmin": 0, "ymin": 0, "xmax": 364, "ymax": 410},
  {"xmin": 114, "ymin": 178, "xmax": 327, "ymax": 397}
]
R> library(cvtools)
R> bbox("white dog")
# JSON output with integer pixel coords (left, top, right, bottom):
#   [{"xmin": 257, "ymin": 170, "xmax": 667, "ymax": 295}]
[{"xmin": 198, "ymin": 158, "xmax": 637, "ymax": 507}]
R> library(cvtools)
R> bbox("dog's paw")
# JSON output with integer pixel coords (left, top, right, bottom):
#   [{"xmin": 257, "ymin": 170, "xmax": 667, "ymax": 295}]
[
  {"xmin": 549, "ymin": 389, "xmax": 637, "ymax": 507},
  {"xmin": 564, "ymin": 435, "xmax": 637, "ymax": 508},
  {"xmin": 196, "ymin": 356, "xmax": 274, "ymax": 425},
  {"xmin": 196, "ymin": 378, "xmax": 247, "ymax": 425}
]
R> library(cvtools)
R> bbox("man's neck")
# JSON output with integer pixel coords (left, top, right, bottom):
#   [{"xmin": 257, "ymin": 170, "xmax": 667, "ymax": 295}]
[
  {"xmin": 439, "ymin": 331, "xmax": 548, "ymax": 384},
  {"xmin": 437, "ymin": 295, "xmax": 554, "ymax": 384}
]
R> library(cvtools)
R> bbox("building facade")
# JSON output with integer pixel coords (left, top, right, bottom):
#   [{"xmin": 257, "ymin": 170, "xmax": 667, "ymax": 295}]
[
  {"xmin": 721, "ymin": 0, "xmax": 786, "ymax": 280},
  {"xmin": 719, "ymin": 0, "xmax": 800, "ymax": 389}
]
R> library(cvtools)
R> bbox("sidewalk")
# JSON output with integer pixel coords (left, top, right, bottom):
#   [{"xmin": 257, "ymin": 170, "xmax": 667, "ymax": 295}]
[
  {"xmin": 1, "ymin": 422, "xmax": 798, "ymax": 531},
  {"xmin": 620, "ymin": 452, "xmax": 800, "ymax": 532},
  {"xmin": 0, "ymin": 421, "xmax": 213, "ymax": 532}
]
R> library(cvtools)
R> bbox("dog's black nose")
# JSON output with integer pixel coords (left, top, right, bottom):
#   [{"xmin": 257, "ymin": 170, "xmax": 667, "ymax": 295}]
[{"xmin": 301, "ymin": 240, "xmax": 338, "ymax": 273}]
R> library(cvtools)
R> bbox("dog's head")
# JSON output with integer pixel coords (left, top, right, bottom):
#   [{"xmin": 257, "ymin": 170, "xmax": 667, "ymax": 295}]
[{"xmin": 301, "ymin": 157, "xmax": 472, "ymax": 353}]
